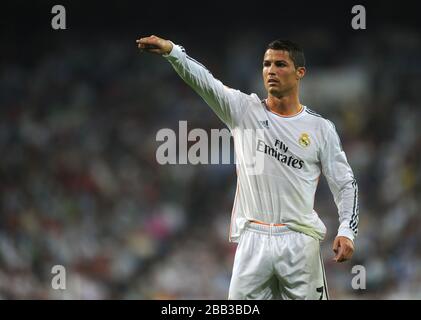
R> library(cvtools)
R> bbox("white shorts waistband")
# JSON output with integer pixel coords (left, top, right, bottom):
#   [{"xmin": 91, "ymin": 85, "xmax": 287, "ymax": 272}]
[{"xmin": 245, "ymin": 221, "xmax": 292, "ymax": 235}]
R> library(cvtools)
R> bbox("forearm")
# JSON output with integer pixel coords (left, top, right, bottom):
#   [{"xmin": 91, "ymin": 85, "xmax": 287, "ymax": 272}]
[{"xmin": 335, "ymin": 179, "xmax": 359, "ymax": 241}]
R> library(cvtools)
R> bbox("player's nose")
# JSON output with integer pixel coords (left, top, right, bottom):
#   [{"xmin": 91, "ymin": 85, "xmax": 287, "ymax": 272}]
[{"xmin": 268, "ymin": 65, "xmax": 277, "ymax": 74}]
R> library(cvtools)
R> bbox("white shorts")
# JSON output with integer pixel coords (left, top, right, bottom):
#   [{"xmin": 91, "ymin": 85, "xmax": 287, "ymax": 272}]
[{"xmin": 228, "ymin": 222, "xmax": 329, "ymax": 300}]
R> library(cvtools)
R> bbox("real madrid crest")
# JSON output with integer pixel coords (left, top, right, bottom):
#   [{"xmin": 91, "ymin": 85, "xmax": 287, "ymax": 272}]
[{"xmin": 298, "ymin": 133, "xmax": 310, "ymax": 147}]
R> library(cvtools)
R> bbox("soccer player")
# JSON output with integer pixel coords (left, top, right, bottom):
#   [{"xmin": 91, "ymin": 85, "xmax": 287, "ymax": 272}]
[{"xmin": 136, "ymin": 35, "xmax": 359, "ymax": 300}]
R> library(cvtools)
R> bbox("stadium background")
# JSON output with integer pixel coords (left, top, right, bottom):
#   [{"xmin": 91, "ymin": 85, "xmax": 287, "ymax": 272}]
[{"xmin": 1, "ymin": 1, "xmax": 420, "ymax": 299}]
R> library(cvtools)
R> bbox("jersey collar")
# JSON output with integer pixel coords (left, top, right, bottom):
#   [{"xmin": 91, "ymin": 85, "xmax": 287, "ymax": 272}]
[{"xmin": 262, "ymin": 99, "xmax": 306, "ymax": 120}]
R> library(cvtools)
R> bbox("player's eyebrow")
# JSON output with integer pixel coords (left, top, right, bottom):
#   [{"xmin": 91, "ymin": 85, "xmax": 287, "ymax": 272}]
[{"xmin": 263, "ymin": 59, "xmax": 289, "ymax": 64}]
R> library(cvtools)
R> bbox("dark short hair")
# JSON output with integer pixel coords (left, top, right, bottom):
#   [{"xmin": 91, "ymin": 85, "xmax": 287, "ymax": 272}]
[{"xmin": 266, "ymin": 40, "xmax": 305, "ymax": 69}]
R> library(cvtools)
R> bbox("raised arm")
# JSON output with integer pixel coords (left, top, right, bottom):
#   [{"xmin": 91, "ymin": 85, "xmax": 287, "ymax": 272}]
[{"xmin": 136, "ymin": 35, "xmax": 249, "ymax": 129}]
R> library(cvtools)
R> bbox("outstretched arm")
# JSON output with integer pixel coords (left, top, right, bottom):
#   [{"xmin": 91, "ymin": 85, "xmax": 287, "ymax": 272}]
[{"xmin": 136, "ymin": 35, "xmax": 249, "ymax": 129}]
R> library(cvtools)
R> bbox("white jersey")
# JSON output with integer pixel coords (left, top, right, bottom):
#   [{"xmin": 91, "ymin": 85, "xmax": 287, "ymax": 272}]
[{"xmin": 164, "ymin": 44, "xmax": 359, "ymax": 243}]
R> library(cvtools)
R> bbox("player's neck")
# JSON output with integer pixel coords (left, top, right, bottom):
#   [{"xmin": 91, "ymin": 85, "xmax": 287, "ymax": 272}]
[{"xmin": 266, "ymin": 94, "xmax": 302, "ymax": 117}]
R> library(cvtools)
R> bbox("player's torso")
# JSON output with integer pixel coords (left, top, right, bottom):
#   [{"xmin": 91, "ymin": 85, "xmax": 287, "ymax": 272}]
[
  {"xmin": 236, "ymin": 99, "xmax": 324, "ymax": 181},
  {"xmin": 230, "ymin": 95, "xmax": 328, "ymax": 232}
]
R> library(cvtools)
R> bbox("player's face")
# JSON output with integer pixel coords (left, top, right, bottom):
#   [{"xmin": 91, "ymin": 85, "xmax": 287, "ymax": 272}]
[{"xmin": 262, "ymin": 49, "xmax": 305, "ymax": 97}]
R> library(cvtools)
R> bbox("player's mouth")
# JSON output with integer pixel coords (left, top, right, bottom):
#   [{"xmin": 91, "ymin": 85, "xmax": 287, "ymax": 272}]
[{"xmin": 267, "ymin": 79, "xmax": 279, "ymax": 86}]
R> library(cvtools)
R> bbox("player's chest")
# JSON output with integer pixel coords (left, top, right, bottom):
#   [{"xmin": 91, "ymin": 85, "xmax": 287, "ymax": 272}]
[{"xmin": 244, "ymin": 110, "xmax": 321, "ymax": 163}]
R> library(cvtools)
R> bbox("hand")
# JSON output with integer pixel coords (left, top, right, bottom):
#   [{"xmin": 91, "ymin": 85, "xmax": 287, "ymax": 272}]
[
  {"xmin": 136, "ymin": 35, "xmax": 173, "ymax": 55},
  {"xmin": 332, "ymin": 236, "xmax": 354, "ymax": 263}
]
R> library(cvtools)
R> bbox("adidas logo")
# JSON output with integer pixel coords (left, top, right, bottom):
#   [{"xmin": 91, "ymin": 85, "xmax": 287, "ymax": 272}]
[{"xmin": 258, "ymin": 120, "xmax": 269, "ymax": 129}]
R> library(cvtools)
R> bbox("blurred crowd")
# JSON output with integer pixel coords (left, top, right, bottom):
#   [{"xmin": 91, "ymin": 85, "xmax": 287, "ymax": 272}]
[{"xmin": 1, "ymin": 26, "xmax": 421, "ymax": 299}]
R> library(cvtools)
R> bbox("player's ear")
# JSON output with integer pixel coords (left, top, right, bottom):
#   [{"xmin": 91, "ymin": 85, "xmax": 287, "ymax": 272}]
[{"xmin": 296, "ymin": 67, "xmax": 306, "ymax": 80}]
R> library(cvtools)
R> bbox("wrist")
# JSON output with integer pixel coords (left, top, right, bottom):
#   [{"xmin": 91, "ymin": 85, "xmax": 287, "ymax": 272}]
[
  {"xmin": 337, "ymin": 225, "xmax": 355, "ymax": 242},
  {"xmin": 164, "ymin": 41, "xmax": 173, "ymax": 55}
]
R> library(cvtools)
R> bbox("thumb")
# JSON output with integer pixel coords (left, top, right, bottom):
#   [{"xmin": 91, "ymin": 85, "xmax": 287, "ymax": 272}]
[
  {"xmin": 332, "ymin": 237, "xmax": 340, "ymax": 254},
  {"xmin": 333, "ymin": 238, "xmax": 345, "ymax": 262}
]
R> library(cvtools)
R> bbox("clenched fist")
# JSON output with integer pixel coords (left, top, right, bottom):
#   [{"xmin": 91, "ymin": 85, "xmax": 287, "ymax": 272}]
[{"xmin": 136, "ymin": 35, "xmax": 173, "ymax": 55}]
